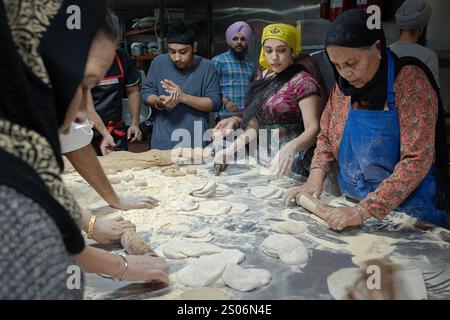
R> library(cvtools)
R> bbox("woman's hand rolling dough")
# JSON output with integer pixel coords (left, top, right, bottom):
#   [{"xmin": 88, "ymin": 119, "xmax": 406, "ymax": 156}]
[
  {"xmin": 324, "ymin": 205, "xmax": 372, "ymax": 231},
  {"xmin": 270, "ymin": 141, "xmax": 298, "ymax": 177},
  {"xmin": 282, "ymin": 168, "xmax": 326, "ymax": 207},
  {"xmin": 323, "ymin": 207, "xmax": 361, "ymax": 231},
  {"xmin": 119, "ymin": 255, "xmax": 170, "ymax": 285},
  {"xmin": 92, "ymin": 216, "xmax": 136, "ymax": 245}
]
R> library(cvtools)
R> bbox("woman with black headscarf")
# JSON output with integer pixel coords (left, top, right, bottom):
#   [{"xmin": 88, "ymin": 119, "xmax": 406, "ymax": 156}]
[
  {"xmin": 0, "ymin": 0, "xmax": 168, "ymax": 299},
  {"xmin": 284, "ymin": 9, "xmax": 449, "ymax": 230}
]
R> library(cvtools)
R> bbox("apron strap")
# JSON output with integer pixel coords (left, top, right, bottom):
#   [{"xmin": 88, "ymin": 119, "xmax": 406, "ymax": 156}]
[
  {"xmin": 115, "ymin": 53, "xmax": 125, "ymax": 80},
  {"xmin": 107, "ymin": 120, "xmax": 126, "ymax": 137},
  {"xmin": 386, "ymin": 49, "xmax": 396, "ymax": 110}
]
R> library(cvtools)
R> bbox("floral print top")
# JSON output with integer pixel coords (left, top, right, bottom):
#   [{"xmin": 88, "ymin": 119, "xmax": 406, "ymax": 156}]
[{"xmin": 311, "ymin": 65, "xmax": 439, "ymax": 220}]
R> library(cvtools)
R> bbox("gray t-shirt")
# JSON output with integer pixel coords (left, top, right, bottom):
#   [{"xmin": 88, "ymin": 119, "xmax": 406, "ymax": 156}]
[
  {"xmin": 389, "ymin": 42, "xmax": 440, "ymax": 87},
  {"xmin": 141, "ymin": 54, "xmax": 221, "ymax": 150}
]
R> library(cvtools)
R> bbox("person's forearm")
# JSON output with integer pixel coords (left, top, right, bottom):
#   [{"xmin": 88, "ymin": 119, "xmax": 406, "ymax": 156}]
[
  {"xmin": 310, "ymin": 95, "xmax": 337, "ymax": 173},
  {"xmin": 65, "ymin": 145, "xmax": 121, "ymax": 207},
  {"xmin": 87, "ymin": 90, "xmax": 109, "ymax": 137},
  {"xmin": 81, "ymin": 209, "xmax": 92, "ymax": 233},
  {"xmin": 74, "ymin": 245, "xmax": 124, "ymax": 278},
  {"xmin": 308, "ymin": 168, "xmax": 327, "ymax": 185},
  {"xmin": 181, "ymin": 94, "xmax": 214, "ymax": 112},
  {"xmin": 147, "ymin": 94, "xmax": 163, "ymax": 110},
  {"xmin": 290, "ymin": 126, "xmax": 320, "ymax": 154},
  {"xmin": 227, "ymin": 123, "xmax": 258, "ymax": 156},
  {"xmin": 127, "ymin": 86, "xmax": 141, "ymax": 126}
]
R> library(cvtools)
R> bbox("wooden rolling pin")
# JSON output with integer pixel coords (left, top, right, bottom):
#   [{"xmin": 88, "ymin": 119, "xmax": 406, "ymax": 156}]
[
  {"xmin": 297, "ymin": 194, "xmax": 330, "ymax": 221},
  {"xmin": 120, "ymin": 230, "xmax": 158, "ymax": 256}
]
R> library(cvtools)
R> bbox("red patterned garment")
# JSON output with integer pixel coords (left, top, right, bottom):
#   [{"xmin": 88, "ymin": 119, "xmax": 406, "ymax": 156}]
[
  {"xmin": 311, "ymin": 65, "xmax": 439, "ymax": 220},
  {"xmin": 258, "ymin": 71, "xmax": 321, "ymax": 126}
]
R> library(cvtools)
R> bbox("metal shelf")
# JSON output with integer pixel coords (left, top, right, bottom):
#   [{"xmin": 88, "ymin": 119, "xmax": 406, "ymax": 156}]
[
  {"xmin": 124, "ymin": 26, "xmax": 159, "ymax": 37},
  {"xmin": 130, "ymin": 53, "xmax": 157, "ymax": 61}
]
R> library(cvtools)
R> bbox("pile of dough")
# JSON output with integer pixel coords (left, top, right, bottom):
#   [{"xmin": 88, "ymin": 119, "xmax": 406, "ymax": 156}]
[
  {"xmin": 250, "ymin": 186, "xmax": 283, "ymax": 200},
  {"xmin": 190, "ymin": 182, "xmax": 217, "ymax": 198},
  {"xmin": 327, "ymin": 267, "xmax": 428, "ymax": 300},
  {"xmin": 262, "ymin": 234, "xmax": 309, "ymax": 266},
  {"xmin": 159, "ymin": 240, "xmax": 222, "ymax": 259},
  {"xmin": 221, "ymin": 263, "xmax": 271, "ymax": 292},
  {"xmin": 214, "ymin": 184, "xmax": 233, "ymax": 197},
  {"xmin": 171, "ymin": 147, "xmax": 211, "ymax": 164},
  {"xmin": 198, "ymin": 201, "xmax": 232, "ymax": 215},
  {"xmin": 97, "ymin": 150, "xmax": 173, "ymax": 172},
  {"xmin": 207, "ymin": 249, "xmax": 246, "ymax": 265},
  {"xmin": 176, "ymin": 251, "xmax": 270, "ymax": 292},
  {"xmin": 270, "ymin": 220, "xmax": 306, "ymax": 235},
  {"xmin": 177, "ymin": 256, "xmax": 226, "ymax": 287},
  {"xmin": 190, "ymin": 182, "xmax": 233, "ymax": 198},
  {"xmin": 183, "ymin": 228, "xmax": 214, "ymax": 243}
]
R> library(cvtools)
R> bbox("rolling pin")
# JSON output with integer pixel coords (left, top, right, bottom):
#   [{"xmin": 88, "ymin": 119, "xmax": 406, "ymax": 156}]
[
  {"xmin": 297, "ymin": 194, "xmax": 329, "ymax": 221},
  {"xmin": 120, "ymin": 230, "xmax": 158, "ymax": 256}
]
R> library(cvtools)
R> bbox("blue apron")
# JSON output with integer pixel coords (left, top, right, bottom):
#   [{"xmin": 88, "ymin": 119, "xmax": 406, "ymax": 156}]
[{"xmin": 337, "ymin": 50, "xmax": 447, "ymax": 227}]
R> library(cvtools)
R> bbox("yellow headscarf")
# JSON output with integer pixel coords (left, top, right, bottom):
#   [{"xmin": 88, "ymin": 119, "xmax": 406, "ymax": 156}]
[{"xmin": 259, "ymin": 23, "xmax": 302, "ymax": 71}]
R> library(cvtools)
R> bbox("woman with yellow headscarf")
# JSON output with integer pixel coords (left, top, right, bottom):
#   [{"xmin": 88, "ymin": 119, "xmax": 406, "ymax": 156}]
[{"xmin": 214, "ymin": 23, "xmax": 323, "ymax": 177}]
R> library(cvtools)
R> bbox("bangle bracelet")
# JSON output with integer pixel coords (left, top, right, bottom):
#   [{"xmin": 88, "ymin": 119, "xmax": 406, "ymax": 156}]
[
  {"xmin": 356, "ymin": 205, "xmax": 365, "ymax": 225},
  {"xmin": 116, "ymin": 254, "xmax": 129, "ymax": 282},
  {"xmin": 87, "ymin": 215, "xmax": 97, "ymax": 239}
]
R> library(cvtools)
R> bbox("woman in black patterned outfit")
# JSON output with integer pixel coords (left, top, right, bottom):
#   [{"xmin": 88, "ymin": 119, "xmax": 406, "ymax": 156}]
[{"xmin": 0, "ymin": 0, "xmax": 169, "ymax": 299}]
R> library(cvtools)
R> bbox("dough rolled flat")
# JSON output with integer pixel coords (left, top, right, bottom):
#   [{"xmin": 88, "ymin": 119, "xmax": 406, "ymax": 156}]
[
  {"xmin": 177, "ymin": 257, "xmax": 226, "ymax": 288},
  {"xmin": 221, "ymin": 264, "xmax": 263, "ymax": 292}
]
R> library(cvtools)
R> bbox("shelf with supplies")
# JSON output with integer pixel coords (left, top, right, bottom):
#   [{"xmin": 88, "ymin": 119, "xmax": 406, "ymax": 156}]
[
  {"xmin": 131, "ymin": 53, "xmax": 158, "ymax": 61},
  {"xmin": 124, "ymin": 26, "xmax": 159, "ymax": 37}
]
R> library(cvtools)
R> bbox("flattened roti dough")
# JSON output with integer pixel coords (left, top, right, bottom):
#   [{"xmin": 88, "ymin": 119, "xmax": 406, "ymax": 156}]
[
  {"xmin": 250, "ymin": 186, "xmax": 282, "ymax": 199},
  {"xmin": 177, "ymin": 257, "xmax": 226, "ymax": 288},
  {"xmin": 199, "ymin": 201, "xmax": 232, "ymax": 215},
  {"xmin": 270, "ymin": 221, "xmax": 306, "ymax": 235},
  {"xmin": 262, "ymin": 234, "xmax": 309, "ymax": 265},
  {"xmin": 221, "ymin": 264, "xmax": 271, "ymax": 292}
]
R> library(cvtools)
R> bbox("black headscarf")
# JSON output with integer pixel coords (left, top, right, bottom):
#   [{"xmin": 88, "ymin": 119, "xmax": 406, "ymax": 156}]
[
  {"xmin": 0, "ymin": 0, "xmax": 109, "ymax": 253},
  {"xmin": 325, "ymin": 9, "xmax": 449, "ymax": 213},
  {"xmin": 325, "ymin": 9, "xmax": 389, "ymax": 108},
  {"xmin": 167, "ymin": 17, "xmax": 196, "ymax": 45}
]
